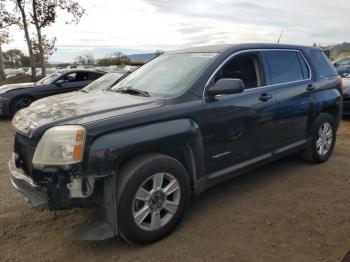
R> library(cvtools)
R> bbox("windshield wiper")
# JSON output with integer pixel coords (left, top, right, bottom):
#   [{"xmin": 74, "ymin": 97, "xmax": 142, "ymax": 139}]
[{"xmin": 115, "ymin": 87, "xmax": 150, "ymax": 97}]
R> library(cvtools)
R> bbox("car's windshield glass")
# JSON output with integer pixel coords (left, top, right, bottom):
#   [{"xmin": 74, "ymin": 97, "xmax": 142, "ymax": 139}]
[
  {"xmin": 36, "ymin": 72, "xmax": 62, "ymax": 85},
  {"xmin": 110, "ymin": 53, "xmax": 218, "ymax": 98},
  {"xmin": 82, "ymin": 73, "xmax": 123, "ymax": 92},
  {"xmin": 337, "ymin": 58, "xmax": 350, "ymax": 65}
]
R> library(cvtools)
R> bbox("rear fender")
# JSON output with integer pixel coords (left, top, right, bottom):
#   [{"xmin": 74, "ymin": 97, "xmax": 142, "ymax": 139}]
[{"xmin": 308, "ymin": 88, "xmax": 342, "ymax": 132}]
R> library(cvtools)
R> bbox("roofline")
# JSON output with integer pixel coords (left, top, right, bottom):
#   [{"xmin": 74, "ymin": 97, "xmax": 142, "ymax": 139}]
[{"xmin": 166, "ymin": 43, "xmax": 321, "ymax": 55}]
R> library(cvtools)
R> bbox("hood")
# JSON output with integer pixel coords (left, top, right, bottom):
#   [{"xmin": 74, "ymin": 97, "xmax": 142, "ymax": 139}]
[
  {"xmin": 0, "ymin": 82, "xmax": 36, "ymax": 94},
  {"xmin": 18, "ymin": 91, "xmax": 165, "ymax": 128}
]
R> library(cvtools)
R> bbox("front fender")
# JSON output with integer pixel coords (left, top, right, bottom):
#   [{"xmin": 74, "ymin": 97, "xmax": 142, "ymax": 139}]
[{"xmin": 86, "ymin": 119, "xmax": 202, "ymax": 177}]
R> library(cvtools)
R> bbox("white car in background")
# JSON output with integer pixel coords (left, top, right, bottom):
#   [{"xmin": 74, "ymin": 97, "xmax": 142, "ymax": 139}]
[{"xmin": 4, "ymin": 68, "xmax": 26, "ymax": 77}]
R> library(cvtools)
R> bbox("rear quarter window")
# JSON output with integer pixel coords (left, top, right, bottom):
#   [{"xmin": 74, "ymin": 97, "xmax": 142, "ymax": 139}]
[
  {"xmin": 310, "ymin": 50, "xmax": 337, "ymax": 77},
  {"xmin": 264, "ymin": 51, "xmax": 308, "ymax": 84}
]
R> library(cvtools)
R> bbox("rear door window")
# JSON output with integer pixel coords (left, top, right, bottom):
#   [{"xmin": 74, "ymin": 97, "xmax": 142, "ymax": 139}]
[
  {"xmin": 75, "ymin": 72, "xmax": 89, "ymax": 81},
  {"xmin": 310, "ymin": 50, "xmax": 337, "ymax": 77},
  {"xmin": 264, "ymin": 51, "xmax": 308, "ymax": 85},
  {"xmin": 88, "ymin": 72, "xmax": 102, "ymax": 80}
]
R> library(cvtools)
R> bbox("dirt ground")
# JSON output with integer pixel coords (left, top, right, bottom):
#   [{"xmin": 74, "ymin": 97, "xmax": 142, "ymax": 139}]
[
  {"xmin": 1, "ymin": 118, "xmax": 350, "ymax": 262},
  {"xmin": 0, "ymin": 75, "xmax": 42, "ymax": 87}
]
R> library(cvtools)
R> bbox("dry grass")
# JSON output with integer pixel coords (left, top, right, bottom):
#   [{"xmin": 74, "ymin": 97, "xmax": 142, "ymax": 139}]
[{"xmin": 0, "ymin": 75, "xmax": 42, "ymax": 86}]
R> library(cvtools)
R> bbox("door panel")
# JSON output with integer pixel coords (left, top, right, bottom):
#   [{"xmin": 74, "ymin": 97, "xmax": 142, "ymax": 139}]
[
  {"xmin": 262, "ymin": 50, "xmax": 313, "ymax": 148},
  {"xmin": 271, "ymin": 82, "xmax": 313, "ymax": 147},
  {"xmin": 199, "ymin": 87, "xmax": 276, "ymax": 175},
  {"xmin": 34, "ymin": 84, "xmax": 61, "ymax": 99},
  {"xmin": 59, "ymin": 80, "xmax": 91, "ymax": 92}
]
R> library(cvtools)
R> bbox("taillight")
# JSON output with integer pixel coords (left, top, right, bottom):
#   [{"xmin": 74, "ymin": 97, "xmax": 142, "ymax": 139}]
[{"xmin": 337, "ymin": 75, "xmax": 344, "ymax": 90}]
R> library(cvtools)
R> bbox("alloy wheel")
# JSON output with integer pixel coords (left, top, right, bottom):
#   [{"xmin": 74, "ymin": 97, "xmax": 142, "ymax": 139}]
[
  {"xmin": 132, "ymin": 173, "xmax": 181, "ymax": 231},
  {"xmin": 316, "ymin": 122, "xmax": 333, "ymax": 156},
  {"xmin": 15, "ymin": 98, "xmax": 32, "ymax": 112}
]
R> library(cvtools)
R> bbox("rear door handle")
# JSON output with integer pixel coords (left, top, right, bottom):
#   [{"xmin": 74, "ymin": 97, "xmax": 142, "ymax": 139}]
[
  {"xmin": 259, "ymin": 93, "xmax": 273, "ymax": 102},
  {"xmin": 306, "ymin": 84, "xmax": 317, "ymax": 91}
]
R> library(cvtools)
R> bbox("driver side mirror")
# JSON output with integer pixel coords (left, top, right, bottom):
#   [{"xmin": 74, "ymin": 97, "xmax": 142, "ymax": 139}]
[
  {"xmin": 55, "ymin": 79, "xmax": 66, "ymax": 87},
  {"xmin": 334, "ymin": 62, "xmax": 339, "ymax": 67},
  {"xmin": 207, "ymin": 78, "xmax": 244, "ymax": 97}
]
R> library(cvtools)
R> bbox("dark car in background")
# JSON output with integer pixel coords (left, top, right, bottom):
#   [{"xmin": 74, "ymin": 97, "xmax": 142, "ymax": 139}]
[
  {"xmin": 81, "ymin": 72, "xmax": 124, "ymax": 93},
  {"xmin": 24, "ymin": 73, "xmax": 125, "ymax": 115},
  {"xmin": 334, "ymin": 57, "xmax": 350, "ymax": 77},
  {"xmin": 0, "ymin": 69, "xmax": 105, "ymax": 116},
  {"xmin": 343, "ymin": 76, "xmax": 350, "ymax": 115}
]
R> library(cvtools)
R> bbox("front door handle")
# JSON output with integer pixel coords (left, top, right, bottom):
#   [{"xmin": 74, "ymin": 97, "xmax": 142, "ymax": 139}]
[
  {"xmin": 259, "ymin": 93, "xmax": 273, "ymax": 102},
  {"xmin": 306, "ymin": 84, "xmax": 317, "ymax": 91}
]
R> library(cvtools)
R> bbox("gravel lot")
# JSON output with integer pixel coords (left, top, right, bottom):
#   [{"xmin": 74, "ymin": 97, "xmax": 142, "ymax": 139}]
[{"xmin": 1, "ymin": 118, "xmax": 350, "ymax": 262}]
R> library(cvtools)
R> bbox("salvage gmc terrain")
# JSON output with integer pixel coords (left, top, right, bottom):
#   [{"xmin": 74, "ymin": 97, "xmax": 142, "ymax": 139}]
[{"xmin": 9, "ymin": 44, "xmax": 343, "ymax": 244}]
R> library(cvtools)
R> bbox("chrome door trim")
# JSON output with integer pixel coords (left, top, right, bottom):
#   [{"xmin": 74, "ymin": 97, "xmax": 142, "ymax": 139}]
[{"xmin": 202, "ymin": 48, "xmax": 312, "ymax": 99}]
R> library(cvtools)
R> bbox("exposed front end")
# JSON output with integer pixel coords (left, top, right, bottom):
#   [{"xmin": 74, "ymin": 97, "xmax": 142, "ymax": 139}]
[
  {"xmin": 9, "ymin": 120, "xmax": 98, "ymax": 211},
  {"xmin": 9, "ymin": 152, "xmax": 48, "ymax": 209}
]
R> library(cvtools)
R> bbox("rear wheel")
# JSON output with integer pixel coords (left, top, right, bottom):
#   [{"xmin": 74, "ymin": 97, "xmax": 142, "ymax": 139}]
[
  {"xmin": 11, "ymin": 96, "xmax": 34, "ymax": 114},
  {"xmin": 117, "ymin": 153, "xmax": 191, "ymax": 244},
  {"xmin": 301, "ymin": 113, "xmax": 336, "ymax": 163}
]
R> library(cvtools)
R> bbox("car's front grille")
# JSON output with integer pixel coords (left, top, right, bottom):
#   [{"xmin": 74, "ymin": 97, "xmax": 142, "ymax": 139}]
[{"xmin": 14, "ymin": 134, "xmax": 36, "ymax": 178}]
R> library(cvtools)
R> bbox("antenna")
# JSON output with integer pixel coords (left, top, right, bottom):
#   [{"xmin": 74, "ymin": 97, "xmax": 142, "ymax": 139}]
[{"xmin": 277, "ymin": 30, "xmax": 283, "ymax": 44}]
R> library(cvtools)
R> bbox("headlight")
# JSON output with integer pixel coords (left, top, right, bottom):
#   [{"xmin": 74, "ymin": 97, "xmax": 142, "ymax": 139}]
[
  {"xmin": 12, "ymin": 112, "xmax": 38, "ymax": 137},
  {"xmin": 32, "ymin": 125, "xmax": 86, "ymax": 167}
]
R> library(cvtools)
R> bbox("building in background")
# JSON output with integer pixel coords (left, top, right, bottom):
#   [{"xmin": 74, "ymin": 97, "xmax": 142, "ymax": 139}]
[{"xmin": 322, "ymin": 42, "xmax": 350, "ymax": 61}]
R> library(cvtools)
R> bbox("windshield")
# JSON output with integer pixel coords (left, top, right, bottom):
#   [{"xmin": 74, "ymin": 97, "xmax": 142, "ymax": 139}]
[
  {"xmin": 82, "ymin": 73, "xmax": 123, "ymax": 92},
  {"xmin": 36, "ymin": 72, "xmax": 62, "ymax": 85},
  {"xmin": 110, "ymin": 53, "xmax": 218, "ymax": 98}
]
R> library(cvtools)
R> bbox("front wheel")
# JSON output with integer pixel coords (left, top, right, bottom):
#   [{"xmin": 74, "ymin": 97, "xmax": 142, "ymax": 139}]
[
  {"xmin": 301, "ymin": 113, "xmax": 336, "ymax": 163},
  {"xmin": 11, "ymin": 96, "xmax": 34, "ymax": 114},
  {"xmin": 117, "ymin": 153, "xmax": 191, "ymax": 244}
]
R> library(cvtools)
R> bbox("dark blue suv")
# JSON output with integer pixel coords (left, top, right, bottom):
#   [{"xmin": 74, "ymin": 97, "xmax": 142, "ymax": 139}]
[{"xmin": 8, "ymin": 44, "xmax": 343, "ymax": 244}]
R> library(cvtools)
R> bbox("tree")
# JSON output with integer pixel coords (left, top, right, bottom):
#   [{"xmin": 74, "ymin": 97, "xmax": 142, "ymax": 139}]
[
  {"xmin": 31, "ymin": 35, "xmax": 56, "ymax": 66},
  {"xmin": 3, "ymin": 49, "xmax": 22, "ymax": 66},
  {"xmin": 14, "ymin": 0, "xmax": 36, "ymax": 79},
  {"xmin": 97, "ymin": 52, "xmax": 131, "ymax": 66},
  {"xmin": 0, "ymin": 30, "xmax": 11, "ymax": 80},
  {"xmin": 75, "ymin": 54, "xmax": 94, "ymax": 65},
  {"xmin": 3, "ymin": 49, "xmax": 30, "ymax": 67},
  {"xmin": 30, "ymin": 0, "xmax": 85, "ymax": 76},
  {"xmin": 0, "ymin": 0, "xmax": 18, "ymax": 80}
]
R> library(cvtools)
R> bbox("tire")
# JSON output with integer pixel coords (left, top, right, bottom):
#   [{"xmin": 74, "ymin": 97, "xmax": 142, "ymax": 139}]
[
  {"xmin": 11, "ymin": 96, "xmax": 34, "ymax": 115},
  {"xmin": 301, "ymin": 113, "xmax": 336, "ymax": 163},
  {"xmin": 116, "ymin": 153, "xmax": 191, "ymax": 244}
]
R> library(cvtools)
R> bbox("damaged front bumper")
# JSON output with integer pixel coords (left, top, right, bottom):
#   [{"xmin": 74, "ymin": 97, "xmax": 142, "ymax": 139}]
[
  {"xmin": 8, "ymin": 153, "xmax": 117, "ymax": 240},
  {"xmin": 8, "ymin": 153, "xmax": 48, "ymax": 209}
]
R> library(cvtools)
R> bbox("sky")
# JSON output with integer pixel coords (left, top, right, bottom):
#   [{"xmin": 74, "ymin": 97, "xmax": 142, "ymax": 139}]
[{"xmin": 4, "ymin": 0, "xmax": 350, "ymax": 62}]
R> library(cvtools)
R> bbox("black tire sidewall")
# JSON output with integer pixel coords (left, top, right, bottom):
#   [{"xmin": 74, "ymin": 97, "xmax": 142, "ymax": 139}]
[
  {"xmin": 117, "ymin": 156, "xmax": 190, "ymax": 244},
  {"xmin": 310, "ymin": 114, "xmax": 336, "ymax": 163}
]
